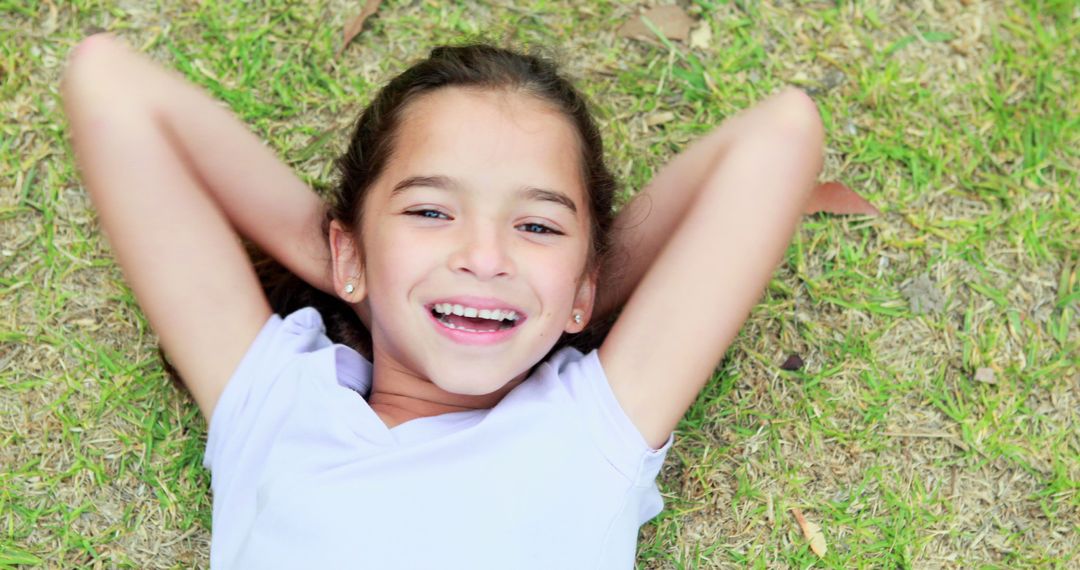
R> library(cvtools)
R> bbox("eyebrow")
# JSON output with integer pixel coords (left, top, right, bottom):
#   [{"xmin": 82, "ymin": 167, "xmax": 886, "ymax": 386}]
[{"xmin": 390, "ymin": 174, "xmax": 578, "ymax": 216}]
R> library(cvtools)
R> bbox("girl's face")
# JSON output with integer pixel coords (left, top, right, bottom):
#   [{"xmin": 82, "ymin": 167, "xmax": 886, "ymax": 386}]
[{"xmin": 339, "ymin": 87, "xmax": 595, "ymax": 395}]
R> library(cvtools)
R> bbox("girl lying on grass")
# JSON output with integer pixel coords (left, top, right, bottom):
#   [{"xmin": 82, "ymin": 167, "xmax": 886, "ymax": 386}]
[{"xmin": 61, "ymin": 33, "xmax": 823, "ymax": 568}]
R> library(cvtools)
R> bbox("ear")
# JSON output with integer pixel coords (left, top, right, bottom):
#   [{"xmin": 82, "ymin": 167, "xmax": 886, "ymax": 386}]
[
  {"xmin": 329, "ymin": 219, "xmax": 367, "ymax": 304},
  {"xmin": 565, "ymin": 270, "xmax": 597, "ymax": 333}
]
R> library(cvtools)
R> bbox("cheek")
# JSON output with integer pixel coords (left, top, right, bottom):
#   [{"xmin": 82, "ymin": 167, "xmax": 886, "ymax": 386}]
[
  {"xmin": 524, "ymin": 251, "xmax": 585, "ymax": 306},
  {"xmin": 365, "ymin": 226, "xmax": 432, "ymax": 296},
  {"xmin": 371, "ymin": 218, "xmax": 434, "ymax": 260}
]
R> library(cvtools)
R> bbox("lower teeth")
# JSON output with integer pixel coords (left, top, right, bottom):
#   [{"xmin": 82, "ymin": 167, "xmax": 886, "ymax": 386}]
[
  {"xmin": 440, "ymin": 321, "xmax": 490, "ymax": 333},
  {"xmin": 435, "ymin": 313, "xmax": 512, "ymax": 333}
]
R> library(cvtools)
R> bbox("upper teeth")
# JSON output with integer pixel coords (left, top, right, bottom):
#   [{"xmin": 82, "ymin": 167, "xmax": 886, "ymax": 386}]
[{"xmin": 433, "ymin": 303, "xmax": 519, "ymax": 321}]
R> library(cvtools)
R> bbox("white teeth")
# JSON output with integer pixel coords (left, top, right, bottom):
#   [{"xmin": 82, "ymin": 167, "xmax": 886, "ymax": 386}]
[
  {"xmin": 440, "ymin": 321, "xmax": 486, "ymax": 333},
  {"xmin": 431, "ymin": 303, "xmax": 521, "ymax": 322}
]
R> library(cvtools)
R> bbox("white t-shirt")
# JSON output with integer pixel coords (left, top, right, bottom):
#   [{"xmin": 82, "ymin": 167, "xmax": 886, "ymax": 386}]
[{"xmin": 204, "ymin": 307, "xmax": 675, "ymax": 569}]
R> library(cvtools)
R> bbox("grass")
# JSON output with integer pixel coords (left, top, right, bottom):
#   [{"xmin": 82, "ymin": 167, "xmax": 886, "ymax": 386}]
[{"xmin": 1, "ymin": 0, "xmax": 1077, "ymax": 568}]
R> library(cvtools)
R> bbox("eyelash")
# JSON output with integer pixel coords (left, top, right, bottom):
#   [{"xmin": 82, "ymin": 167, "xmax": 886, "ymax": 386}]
[{"xmin": 404, "ymin": 209, "xmax": 563, "ymax": 235}]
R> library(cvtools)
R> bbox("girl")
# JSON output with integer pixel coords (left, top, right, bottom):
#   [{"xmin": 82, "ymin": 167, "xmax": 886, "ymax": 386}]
[{"xmin": 62, "ymin": 34, "xmax": 823, "ymax": 568}]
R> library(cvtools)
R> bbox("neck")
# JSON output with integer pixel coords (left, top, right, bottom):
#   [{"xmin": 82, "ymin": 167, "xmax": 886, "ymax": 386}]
[{"xmin": 366, "ymin": 350, "xmax": 528, "ymax": 429}]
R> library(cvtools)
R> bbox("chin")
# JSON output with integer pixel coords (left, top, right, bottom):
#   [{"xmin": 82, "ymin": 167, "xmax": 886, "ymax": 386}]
[{"xmin": 431, "ymin": 370, "xmax": 513, "ymax": 396}]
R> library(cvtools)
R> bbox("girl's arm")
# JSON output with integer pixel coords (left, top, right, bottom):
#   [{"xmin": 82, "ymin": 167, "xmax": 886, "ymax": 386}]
[
  {"xmin": 594, "ymin": 100, "xmax": 814, "ymax": 321},
  {"xmin": 69, "ymin": 35, "xmax": 334, "ymax": 295},
  {"xmin": 62, "ymin": 34, "xmax": 332, "ymax": 420},
  {"xmin": 597, "ymin": 89, "xmax": 824, "ymax": 449}
]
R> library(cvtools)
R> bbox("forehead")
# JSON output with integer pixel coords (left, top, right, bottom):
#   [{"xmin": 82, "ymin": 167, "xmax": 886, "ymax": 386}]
[{"xmin": 383, "ymin": 87, "xmax": 586, "ymax": 205}]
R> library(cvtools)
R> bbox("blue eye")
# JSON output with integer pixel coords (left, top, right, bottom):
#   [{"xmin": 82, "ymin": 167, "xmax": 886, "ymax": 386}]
[
  {"xmin": 518, "ymin": 222, "xmax": 562, "ymax": 235},
  {"xmin": 406, "ymin": 209, "xmax": 450, "ymax": 220}
]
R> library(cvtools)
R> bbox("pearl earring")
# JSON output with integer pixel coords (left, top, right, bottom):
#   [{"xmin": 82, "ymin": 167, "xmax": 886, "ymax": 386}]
[
  {"xmin": 573, "ymin": 312, "xmax": 582, "ymax": 324},
  {"xmin": 344, "ymin": 283, "xmax": 355, "ymax": 294}
]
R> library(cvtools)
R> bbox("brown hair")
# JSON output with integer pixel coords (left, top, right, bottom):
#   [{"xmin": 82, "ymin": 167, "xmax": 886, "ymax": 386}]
[{"xmin": 249, "ymin": 43, "xmax": 618, "ymax": 364}]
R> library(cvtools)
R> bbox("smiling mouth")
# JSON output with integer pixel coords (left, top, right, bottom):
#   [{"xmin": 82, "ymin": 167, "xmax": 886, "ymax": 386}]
[{"xmin": 428, "ymin": 304, "xmax": 522, "ymax": 333}]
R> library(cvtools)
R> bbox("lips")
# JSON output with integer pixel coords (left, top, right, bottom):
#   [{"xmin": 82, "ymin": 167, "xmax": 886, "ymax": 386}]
[
  {"xmin": 427, "ymin": 300, "xmax": 524, "ymax": 333},
  {"xmin": 421, "ymin": 302, "xmax": 522, "ymax": 343}
]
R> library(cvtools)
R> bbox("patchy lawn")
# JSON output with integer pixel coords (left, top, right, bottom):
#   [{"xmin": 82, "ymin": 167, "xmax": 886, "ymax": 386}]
[{"xmin": 1, "ymin": 1, "xmax": 1076, "ymax": 567}]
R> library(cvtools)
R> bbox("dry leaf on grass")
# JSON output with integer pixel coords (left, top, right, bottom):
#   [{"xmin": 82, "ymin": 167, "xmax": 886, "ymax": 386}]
[
  {"xmin": 780, "ymin": 353, "xmax": 804, "ymax": 371},
  {"xmin": 803, "ymin": 181, "xmax": 881, "ymax": 216},
  {"xmin": 338, "ymin": 0, "xmax": 384, "ymax": 56},
  {"xmin": 791, "ymin": 507, "xmax": 828, "ymax": 557},
  {"xmin": 689, "ymin": 23, "xmax": 712, "ymax": 49},
  {"xmin": 617, "ymin": 6, "xmax": 694, "ymax": 44}
]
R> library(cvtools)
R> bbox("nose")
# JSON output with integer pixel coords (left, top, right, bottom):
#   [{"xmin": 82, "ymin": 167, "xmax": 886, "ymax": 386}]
[{"xmin": 448, "ymin": 220, "xmax": 515, "ymax": 280}]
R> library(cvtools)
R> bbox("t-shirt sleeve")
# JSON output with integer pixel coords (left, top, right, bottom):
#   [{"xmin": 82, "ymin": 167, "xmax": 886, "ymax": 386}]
[
  {"xmin": 202, "ymin": 307, "xmax": 338, "ymax": 477},
  {"xmin": 552, "ymin": 347, "xmax": 675, "ymax": 486}
]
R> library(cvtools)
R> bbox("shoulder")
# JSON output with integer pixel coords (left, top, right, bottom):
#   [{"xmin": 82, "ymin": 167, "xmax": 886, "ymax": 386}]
[
  {"xmin": 273, "ymin": 306, "xmax": 331, "ymax": 340},
  {"xmin": 207, "ymin": 306, "xmax": 366, "ymax": 432},
  {"xmin": 526, "ymin": 345, "xmax": 606, "ymax": 395},
  {"xmin": 541, "ymin": 345, "xmax": 591, "ymax": 374},
  {"xmin": 270, "ymin": 307, "xmax": 371, "ymax": 389},
  {"xmin": 205, "ymin": 306, "xmax": 371, "ymax": 471},
  {"xmin": 530, "ymin": 346, "xmax": 674, "ymax": 479},
  {"xmin": 226, "ymin": 307, "xmax": 333, "ymax": 378},
  {"xmin": 233, "ymin": 306, "xmax": 370, "ymax": 390}
]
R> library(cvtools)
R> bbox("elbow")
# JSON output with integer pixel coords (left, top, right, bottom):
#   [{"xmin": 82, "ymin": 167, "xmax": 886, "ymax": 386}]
[
  {"xmin": 772, "ymin": 88, "xmax": 825, "ymax": 145},
  {"xmin": 61, "ymin": 35, "xmax": 100, "ymax": 108},
  {"xmin": 62, "ymin": 34, "xmax": 105, "ymax": 86},
  {"xmin": 765, "ymin": 88, "xmax": 825, "ymax": 176},
  {"xmin": 61, "ymin": 33, "xmax": 124, "ymax": 104},
  {"xmin": 62, "ymin": 34, "xmax": 152, "ymax": 135}
]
